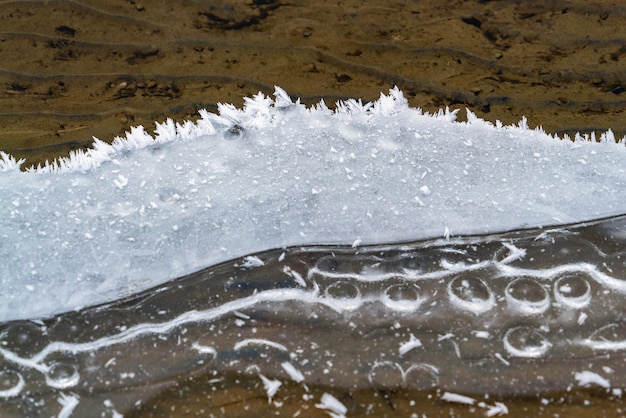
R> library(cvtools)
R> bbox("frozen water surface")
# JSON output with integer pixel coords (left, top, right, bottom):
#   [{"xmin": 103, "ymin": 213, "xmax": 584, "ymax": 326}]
[
  {"xmin": 1, "ymin": 87, "xmax": 626, "ymax": 321},
  {"xmin": 0, "ymin": 217, "xmax": 625, "ymax": 416},
  {"xmin": 1, "ymin": 88, "xmax": 626, "ymax": 415}
]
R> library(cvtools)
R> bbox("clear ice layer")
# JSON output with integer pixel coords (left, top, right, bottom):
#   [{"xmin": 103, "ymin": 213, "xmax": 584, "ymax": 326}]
[
  {"xmin": 0, "ymin": 216, "xmax": 625, "ymax": 416},
  {"xmin": 1, "ymin": 87, "xmax": 626, "ymax": 321}
]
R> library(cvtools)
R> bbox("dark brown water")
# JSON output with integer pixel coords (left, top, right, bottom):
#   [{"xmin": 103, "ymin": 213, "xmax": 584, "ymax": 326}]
[{"xmin": 2, "ymin": 215, "xmax": 626, "ymax": 416}]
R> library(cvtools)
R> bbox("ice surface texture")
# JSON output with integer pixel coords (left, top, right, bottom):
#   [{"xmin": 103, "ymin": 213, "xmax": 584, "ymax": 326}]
[
  {"xmin": 1, "ymin": 217, "xmax": 626, "ymax": 416},
  {"xmin": 1, "ymin": 87, "xmax": 626, "ymax": 321}
]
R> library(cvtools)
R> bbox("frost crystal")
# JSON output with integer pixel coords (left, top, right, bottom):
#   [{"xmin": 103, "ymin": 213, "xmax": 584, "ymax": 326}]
[{"xmin": 1, "ymin": 87, "xmax": 626, "ymax": 321}]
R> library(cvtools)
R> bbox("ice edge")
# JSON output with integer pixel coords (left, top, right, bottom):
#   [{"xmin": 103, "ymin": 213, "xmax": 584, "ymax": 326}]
[{"xmin": 2, "ymin": 86, "xmax": 624, "ymax": 173}]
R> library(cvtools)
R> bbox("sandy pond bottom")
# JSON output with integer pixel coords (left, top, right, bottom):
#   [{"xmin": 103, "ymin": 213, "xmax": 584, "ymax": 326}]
[{"xmin": 1, "ymin": 216, "xmax": 626, "ymax": 417}]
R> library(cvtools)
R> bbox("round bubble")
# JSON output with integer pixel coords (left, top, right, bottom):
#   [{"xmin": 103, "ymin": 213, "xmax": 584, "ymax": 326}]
[
  {"xmin": 45, "ymin": 361, "xmax": 80, "ymax": 389},
  {"xmin": 315, "ymin": 255, "xmax": 340, "ymax": 273},
  {"xmin": 0, "ymin": 369, "xmax": 24, "ymax": 398},
  {"xmin": 325, "ymin": 281, "xmax": 360, "ymax": 300},
  {"xmin": 503, "ymin": 326, "xmax": 551, "ymax": 358},
  {"xmin": 323, "ymin": 281, "xmax": 362, "ymax": 310},
  {"xmin": 404, "ymin": 363, "xmax": 439, "ymax": 389},
  {"xmin": 587, "ymin": 323, "xmax": 626, "ymax": 350},
  {"xmin": 447, "ymin": 275, "xmax": 495, "ymax": 314},
  {"xmin": 156, "ymin": 187, "xmax": 184, "ymax": 204},
  {"xmin": 223, "ymin": 124, "xmax": 245, "ymax": 140},
  {"xmin": 398, "ymin": 254, "xmax": 423, "ymax": 271},
  {"xmin": 554, "ymin": 273, "xmax": 591, "ymax": 309},
  {"xmin": 0, "ymin": 321, "xmax": 47, "ymax": 356},
  {"xmin": 505, "ymin": 277, "xmax": 550, "ymax": 315},
  {"xmin": 368, "ymin": 361, "xmax": 403, "ymax": 388},
  {"xmin": 382, "ymin": 283, "xmax": 422, "ymax": 312}
]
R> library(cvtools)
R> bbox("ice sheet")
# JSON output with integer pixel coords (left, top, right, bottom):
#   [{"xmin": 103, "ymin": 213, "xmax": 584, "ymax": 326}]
[
  {"xmin": 1, "ymin": 87, "xmax": 625, "ymax": 321},
  {"xmin": 1, "ymin": 217, "xmax": 626, "ymax": 415}
]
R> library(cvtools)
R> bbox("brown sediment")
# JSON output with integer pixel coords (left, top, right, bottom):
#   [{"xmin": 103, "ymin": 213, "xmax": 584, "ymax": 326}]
[
  {"xmin": 1, "ymin": 0, "xmax": 625, "ymax": 168},
  {"xmin": 128, "ymin": 380, "xmax": 622, "ymax": 418}
]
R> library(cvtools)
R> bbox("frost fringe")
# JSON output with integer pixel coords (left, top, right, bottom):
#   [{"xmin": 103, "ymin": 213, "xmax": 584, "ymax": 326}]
[{"xmin": 1, "ymin": 86, "xmax": 624, "ymax": 174}]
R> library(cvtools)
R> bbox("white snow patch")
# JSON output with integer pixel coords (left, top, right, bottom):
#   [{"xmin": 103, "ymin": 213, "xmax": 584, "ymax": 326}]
[
  {"xmin": 191, "ymin": 342, "xmax": 216, "ymax": 355},
  {"xmin": 259, "ymin": 374, "xmax": 282, "ymax": 403},
  {"xmin": 316, "ymin": 393, "xmax": 347, "ymax": 417},
  {"xmin": 282, "ymin": 266, "xmax": 307, "ymax": 287},
  {"xmin": 483, "ymin": 401, "xmax": 509, "ymax": 416},
  {"xmin": 442, "ymin": 392, "xmax": 508, "ymax": 415},
  {"xmin": 281, "ymin": 361, "xmax": 305, "ymax": 383},
  {"xmin": 494, "ymin": 353, "xmax": 510, "ymax": 366},
  {"xmin": 499, "ymin": 242, "xmax": 526, "ymax": 264},
  {"xmin": 234, "ymin": 338, "xmax": 288, "ymax": 352},
  {"xmin": 241, "ymin": 256, "xmax": 264, "ymax": 268},
  {"xmin": 113, "ymin": 174, "xmax": 128, "ymax": 189},
  {"xmin": 574, "ymin": 370, "xmax": 610, "ymax": 388},
  {"xmin": 472, "ymin": 330, "xmax": 491, "ymax": 339},
  {"xmin": 57, "ymin": 393, "xmax": 80, "ymax": 418},
  {"xmin": 441, "ymin": 391, "xmax": 476, "ymax": 405},
  {"xmin": 399, "ymin": 334, "xmax": 422, "ymax": 356}
]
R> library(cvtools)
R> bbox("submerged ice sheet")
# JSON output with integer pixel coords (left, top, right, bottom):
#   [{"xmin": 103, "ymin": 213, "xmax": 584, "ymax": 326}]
[
  {"xmin": 1, "ymin": 87, "xmax": 626, "ymax": 320},
  {"xmin": 1, "ymin": 216, "xmax": 626, "ymax": 416}
]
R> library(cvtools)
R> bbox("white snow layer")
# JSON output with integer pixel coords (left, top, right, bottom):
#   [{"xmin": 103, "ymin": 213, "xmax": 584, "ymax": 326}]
[{"xmin": 1, "ymin": 87, "xmax": 625, "ymax": 321}]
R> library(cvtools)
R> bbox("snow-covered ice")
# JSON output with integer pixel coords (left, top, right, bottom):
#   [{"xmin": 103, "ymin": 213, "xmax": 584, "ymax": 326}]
[{"xmin": 1, "ymin": 86, "xmax": 625, "ymax": 321}]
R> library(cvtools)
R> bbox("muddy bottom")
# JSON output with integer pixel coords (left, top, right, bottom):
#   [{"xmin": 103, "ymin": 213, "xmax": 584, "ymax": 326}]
[
  {"xmin": 1, "ymin": 215, "xmax": 626, "ymax": 416},
  {"xmin": 1, "ymin": 0, "xmax": 626, "ymax": 167}
]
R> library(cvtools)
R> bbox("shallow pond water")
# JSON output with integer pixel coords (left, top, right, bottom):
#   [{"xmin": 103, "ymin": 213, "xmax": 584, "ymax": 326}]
[
  {"xmin": 1, "ymin": 215, "xmax": 626, "ymax": 416},
  {"xmin": 2, "ymin": 1, "xmax": 626, "ymax": 416}
]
